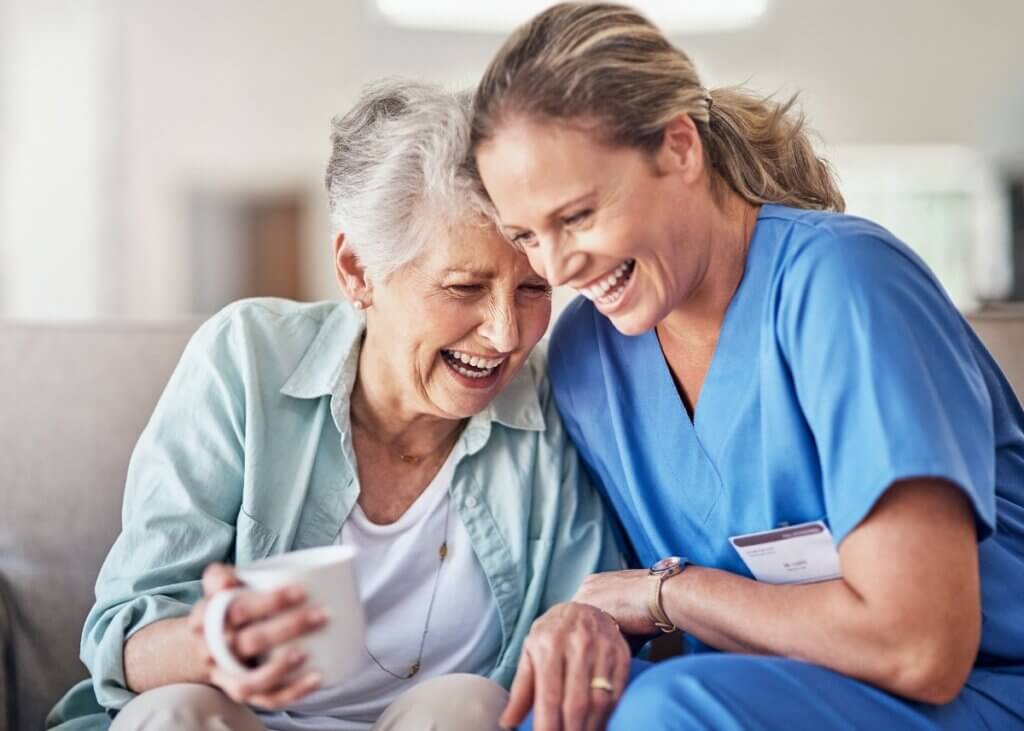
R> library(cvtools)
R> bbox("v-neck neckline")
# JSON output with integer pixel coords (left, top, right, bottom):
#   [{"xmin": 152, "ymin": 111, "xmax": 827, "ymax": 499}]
[{"xmin": 647, "ymin": 207, "xmax": 766, "ymax": 434}]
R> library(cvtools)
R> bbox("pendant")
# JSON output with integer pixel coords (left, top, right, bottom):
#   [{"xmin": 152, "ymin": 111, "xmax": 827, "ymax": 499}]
[{"xmin": 408, "ymin": 662, "xmax": 420, "ymax": 678}]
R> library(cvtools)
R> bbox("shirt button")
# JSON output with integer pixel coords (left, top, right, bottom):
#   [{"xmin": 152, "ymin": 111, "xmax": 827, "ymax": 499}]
[{"xmin": 465, "ymin": 496, "xmax": 479, "ymax": 509}]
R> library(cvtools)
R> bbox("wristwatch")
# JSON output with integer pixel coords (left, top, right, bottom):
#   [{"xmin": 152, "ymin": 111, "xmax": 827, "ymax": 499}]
[{"xmin": 647, "ymin": 556, "xmax": 689, "ymax": 633}]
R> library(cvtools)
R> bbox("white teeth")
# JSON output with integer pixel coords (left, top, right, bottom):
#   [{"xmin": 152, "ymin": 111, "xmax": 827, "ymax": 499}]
[
  {"xmin": 452, "ymin": 363, "xmax": 492, "ymax": 379},
  {"xmin": 580, "ymin": 260, "xmax": 633, "ymax": 302},
  {"xmin": 443, "ymin": 349, "xmax": 506, "ymax": 373}
]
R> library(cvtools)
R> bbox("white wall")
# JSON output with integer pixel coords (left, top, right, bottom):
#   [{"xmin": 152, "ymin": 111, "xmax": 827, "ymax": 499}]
[
  {"xmin": 114, "ymin": 0, "xmax": 506, "ymax": 317},
  {"xmin": 0, "ymin": 0, "xmax": 117, "ymax": 319},
  {"xmin": 3, "ymin": 0, "xmax": 1023, "ymax": 319}
]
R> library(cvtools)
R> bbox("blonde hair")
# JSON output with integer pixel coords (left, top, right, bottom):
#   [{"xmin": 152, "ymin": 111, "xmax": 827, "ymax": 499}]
[{"xmin": 471, "ymin": 2, "xmax": 845, "ymax": 212}]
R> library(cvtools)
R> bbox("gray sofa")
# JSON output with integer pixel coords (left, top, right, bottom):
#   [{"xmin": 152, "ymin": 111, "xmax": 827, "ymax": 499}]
[{"xmin": 2, "ymin": 310, "xmax": 1024, "ymax": 731}]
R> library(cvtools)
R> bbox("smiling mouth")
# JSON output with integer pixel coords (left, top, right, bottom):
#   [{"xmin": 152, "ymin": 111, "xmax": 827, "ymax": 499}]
[
  {"xmin": 440, "ymin": 349, "xmax": 506, "ymax": 380},
  {"xmin": 578, "ymin": 259, "xmax": 636, "ymax": 305}
]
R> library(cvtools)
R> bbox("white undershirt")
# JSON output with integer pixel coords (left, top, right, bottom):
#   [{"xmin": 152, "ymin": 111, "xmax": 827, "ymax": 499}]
[{"xmin": 258, "ymin": 445, "xmax": 502, "ymax": 731}]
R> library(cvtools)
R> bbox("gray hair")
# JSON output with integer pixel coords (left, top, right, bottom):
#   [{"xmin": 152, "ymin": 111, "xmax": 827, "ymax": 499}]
[{"xmin": 325, "ymin": 78, "xmax": 493, "ymax": 280}]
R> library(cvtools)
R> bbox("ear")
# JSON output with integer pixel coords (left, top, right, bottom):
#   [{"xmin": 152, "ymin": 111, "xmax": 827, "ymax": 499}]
[
  {"xmin": 333, "ymin": 232, "xmax": 372, "ymax": 307},
  {"xmin": 654, "ymin": 113, "xmax": 704, "ymax": 184}
]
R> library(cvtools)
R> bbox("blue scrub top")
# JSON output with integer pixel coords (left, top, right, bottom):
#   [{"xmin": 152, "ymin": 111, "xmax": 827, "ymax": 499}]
[{"xmin": 549, "ymin": 205, "xmax": 1024, "ymax": 683}]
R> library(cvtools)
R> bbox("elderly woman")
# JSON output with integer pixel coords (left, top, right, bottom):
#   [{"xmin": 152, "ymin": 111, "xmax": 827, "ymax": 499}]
[
  {"xmin": 471, "ymin": 3, "xmax": 1024, "ymax": 730},
  {"xmin": 47, "ymin": 79, "xmax": 621, "ymax": 731}
]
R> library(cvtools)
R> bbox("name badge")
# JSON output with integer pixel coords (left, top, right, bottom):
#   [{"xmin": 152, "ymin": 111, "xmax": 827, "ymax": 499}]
[{"xmin": 729, "ymin": 520, "xmax": 841, "ymax": 585}]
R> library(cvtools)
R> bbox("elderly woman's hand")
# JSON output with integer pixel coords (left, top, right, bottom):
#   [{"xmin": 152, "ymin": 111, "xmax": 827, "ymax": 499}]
[
  {"xmin": 185, "ymin": 563, "xmax": 327, "ymax": 709},
  {"xmin": 501, "ymin": 601, "xmax": 631, "ymax": 731}
]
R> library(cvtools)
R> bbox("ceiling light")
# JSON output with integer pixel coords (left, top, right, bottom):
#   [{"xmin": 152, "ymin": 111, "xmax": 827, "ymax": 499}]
[{"xmin": 374, "ymin": 0, "xmax": 769, "ymax": 34}]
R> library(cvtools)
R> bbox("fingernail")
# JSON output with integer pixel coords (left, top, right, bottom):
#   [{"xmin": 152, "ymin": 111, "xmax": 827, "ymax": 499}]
[{"xmin": 306, "ymin": 671, "xmax": 322, "ymax": 686}]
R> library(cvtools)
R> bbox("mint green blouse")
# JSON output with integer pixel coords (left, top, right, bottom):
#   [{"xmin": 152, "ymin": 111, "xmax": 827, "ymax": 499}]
[{"xmin": 48, "ymin": 299, "xmax": 622, "ymax": 729}]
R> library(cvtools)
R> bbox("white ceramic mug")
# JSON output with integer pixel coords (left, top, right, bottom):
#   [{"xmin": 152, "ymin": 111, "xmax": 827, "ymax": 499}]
[{"xmin": 203, "ymin": 545, "xmax": 364, "ymax": 686}]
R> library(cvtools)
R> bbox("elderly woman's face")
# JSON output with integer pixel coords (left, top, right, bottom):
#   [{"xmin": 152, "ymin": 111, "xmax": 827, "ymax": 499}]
[{"xmin": 368, "ymin": 223, "xmax": 552, "ymax": 420}]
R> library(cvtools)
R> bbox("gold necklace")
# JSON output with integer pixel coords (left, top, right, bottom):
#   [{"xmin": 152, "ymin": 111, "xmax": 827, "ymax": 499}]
[
  {"xmin": 364, "ymin": 492, "xmax": 451, "ymax": 679},
  {"xmin": 352, "ymin": 414, "xmax": 464, "ymax": 468}
]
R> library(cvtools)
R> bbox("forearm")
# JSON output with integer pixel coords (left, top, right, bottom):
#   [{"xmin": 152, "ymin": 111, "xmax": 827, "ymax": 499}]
[
  {"xmin": 123, "ymin": 617, "xmax": 210, "ymax": 693},
  {"xmin": 663, "ymin": 566, "xmax": 958, "ymax": 701}
]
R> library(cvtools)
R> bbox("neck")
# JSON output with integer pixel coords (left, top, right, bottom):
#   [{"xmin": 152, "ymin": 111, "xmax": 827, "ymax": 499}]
[
  {"xmin": 660, "ymin": 192, "xmax": 758, "ymax": 343},
  {"xmin": 350, "ymin": 331, "xmax": 464, "ymax": 454}
]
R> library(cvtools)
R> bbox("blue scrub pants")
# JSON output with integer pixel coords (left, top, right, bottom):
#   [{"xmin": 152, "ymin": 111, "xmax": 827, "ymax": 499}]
[{"xmin": 520, "ymin": 655, "xmax": 1022, "ymax": 730}]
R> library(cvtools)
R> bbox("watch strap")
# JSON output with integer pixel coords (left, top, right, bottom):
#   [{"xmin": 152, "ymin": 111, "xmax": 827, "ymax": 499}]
[{"xmin": 647, "ymin": 572, "xmax": 676, "ymax": 633}]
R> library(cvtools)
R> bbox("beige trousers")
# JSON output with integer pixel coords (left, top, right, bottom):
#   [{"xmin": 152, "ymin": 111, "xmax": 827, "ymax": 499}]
[{"xmin": 109, "ymin": 673, "xmax": 510, "ymax": 731}]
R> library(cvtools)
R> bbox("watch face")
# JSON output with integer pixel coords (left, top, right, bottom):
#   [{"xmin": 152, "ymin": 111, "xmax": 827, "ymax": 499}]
[{"xmin": 651, "ymin": 556, "xmax": 682, "ymax": 574}]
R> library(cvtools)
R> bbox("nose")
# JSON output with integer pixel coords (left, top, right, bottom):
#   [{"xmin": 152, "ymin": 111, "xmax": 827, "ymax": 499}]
[
  {"xmin": 478, "ymin": 297, "xmax": 520, "ymax": 354},
  {"xmin": 537, "ymin": 234, "xmax": 585, "ymax": 288}
]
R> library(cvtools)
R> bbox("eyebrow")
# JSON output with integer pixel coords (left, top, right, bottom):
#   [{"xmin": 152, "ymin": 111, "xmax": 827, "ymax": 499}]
[
  {"xmin": 440, "ymin": 267, "xmax": 547, "ymax": 284},
  {"xmin": 441, "ymin": 266, "xmax": 497, "ymax": 278}
]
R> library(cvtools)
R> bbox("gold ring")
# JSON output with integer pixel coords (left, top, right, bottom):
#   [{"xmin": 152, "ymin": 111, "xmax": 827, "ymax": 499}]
[{"xmin": 590, "ymin": 676, "xmax": 614, "ymax": 693}]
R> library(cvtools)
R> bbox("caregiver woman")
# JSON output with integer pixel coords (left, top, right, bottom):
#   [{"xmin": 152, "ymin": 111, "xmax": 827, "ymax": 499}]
[{"xmin": 471, "ymin": 3, "xmax": 1024, "ymax": 730}]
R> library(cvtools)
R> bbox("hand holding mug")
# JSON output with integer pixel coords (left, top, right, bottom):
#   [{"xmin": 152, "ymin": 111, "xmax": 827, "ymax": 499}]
[
  {"xmin": 186, "ymin": 562, "xmax": 326, "ymax": 709},
  {"xmin": 192, "ymin": 545, "xmax": 365, "ymax": 710}
]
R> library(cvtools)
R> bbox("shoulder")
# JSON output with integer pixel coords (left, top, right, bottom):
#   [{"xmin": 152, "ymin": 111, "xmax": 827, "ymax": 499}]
[
  {"xmin": 762, "ymin": 206, "xmax": 932, "ymax": 288},
  {"xmin": 196, "ymin": 297, "xmax": 339, "ymax": 343},
  {"xmin": 177, "ymin": 299, "xmax": 359, "ymax": 403},
  {"xmin": 189, "ymin": 298, "xmax": 344, "ymax": 362},
  {"xmin": 548, "ymin": 294, "xmax": 607, "ymax": 405},
  {"xmin": 550, "ymin": 294, "xmax": 600, "ymax": 357},
  {"xmin": 758, "ymin": 207, "xmax": 951, "ymax": 320}
]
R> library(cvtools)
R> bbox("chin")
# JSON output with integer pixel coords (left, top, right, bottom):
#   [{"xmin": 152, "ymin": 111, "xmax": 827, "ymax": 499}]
[
  {"xmin": 608, "ymin": 309, "xmax": 658, "ymax": 337},
  {"xmin": 437, "ymin": 385, "xmax": 498, "ymax": 416}
]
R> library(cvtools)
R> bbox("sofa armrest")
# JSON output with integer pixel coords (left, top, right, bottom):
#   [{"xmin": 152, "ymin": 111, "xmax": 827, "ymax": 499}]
[{"xmin": 0, "ymin": 575, "xmax": 14, "ymax": 731}]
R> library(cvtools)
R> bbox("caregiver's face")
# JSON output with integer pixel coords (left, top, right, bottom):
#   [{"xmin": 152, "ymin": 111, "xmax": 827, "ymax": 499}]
[
  {"xmin": 369, "ymin": 222, "xmax": 552, "ymax": 419},
  {"xmin": 476, "ymin": 117, "xmax": 705, "ymax": 336}
]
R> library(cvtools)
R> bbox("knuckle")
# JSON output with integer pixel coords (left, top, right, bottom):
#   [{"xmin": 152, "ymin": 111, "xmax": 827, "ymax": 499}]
[
  {"xmin": 564, "ymin": 698, "xmax": 589, "ymax": 720},
  {"xmin": 225, "ymin": 683, "xmax": 247, "ymax": 703},
  {"xmin": 234, "ymin": 630, "xmax": 263, "ymax": 658},
  {"xmin": 226, "ymin": 604, "xmax": 248, "ymax": 627},
  {"xmin": 568, "ymin": 630, "xmax": 593, "ymax": 654},
  {"xmin": 540, "ymin": 688, "xmax": 563, "ymax": 707},
  {"xmin": 295, "ymin": 611, "xmax": 315, "ymax": 632}
]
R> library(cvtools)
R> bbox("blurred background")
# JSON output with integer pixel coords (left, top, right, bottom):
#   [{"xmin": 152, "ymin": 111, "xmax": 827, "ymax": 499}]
[{"xmin": 2, "ymin": 0, "xmax": 1023, "ymax": 323}]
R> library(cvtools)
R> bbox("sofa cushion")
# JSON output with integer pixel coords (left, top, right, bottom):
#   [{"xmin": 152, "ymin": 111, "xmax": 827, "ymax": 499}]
[
  {"xmin": 0, "ymin": 310, "xmax": 1021, "ymax": 731},
  {"xmin": 968, "ymin": 306, "xmax": 1024, "ymax": 398},
  {"xmin": 0, "ymin": 322, "xmax": 197, "ymax": 731}
]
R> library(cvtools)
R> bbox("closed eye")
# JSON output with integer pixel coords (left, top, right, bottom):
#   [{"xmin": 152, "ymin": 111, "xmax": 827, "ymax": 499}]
[
  {"xmin": 508, "ymin": 230, "xmax": 537, "ymax": 249},
  {"xmin": 447, "ymin": 284, "xmax": 484, "ymax": 296},
  {"xmin": 519, "ymin": 282, "xmax": 552, "ymax": 297},
  {"xmin": 561, "ymin": 209, "xmax": 592, "ymax": 227}
]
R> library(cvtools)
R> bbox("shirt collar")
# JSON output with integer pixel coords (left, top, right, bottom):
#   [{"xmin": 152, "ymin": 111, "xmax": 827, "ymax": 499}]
[{"xmin": 280, "ymin": 303, "xmax": 546, "ymax": 437}]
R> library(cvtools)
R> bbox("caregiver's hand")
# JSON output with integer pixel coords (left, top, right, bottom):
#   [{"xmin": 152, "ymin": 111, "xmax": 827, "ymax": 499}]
[
  {"xmin": 501, "ymin": 602, "xmax": 631, "ymax": 731},
  {"xmin": 572, "ymin": 570, "xmax": 660, "ymax": 636},
  {"xmin": 185, "ymin": 562, "xmax": 327, "ymax": 709}
]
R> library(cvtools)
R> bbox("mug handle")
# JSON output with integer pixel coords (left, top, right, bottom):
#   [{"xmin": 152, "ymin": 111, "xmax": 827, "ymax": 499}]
[{"xmin": 203, "ymin": 588, "xmax": 250, "ymax": 676}]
